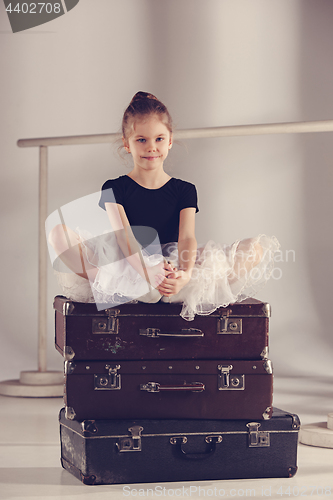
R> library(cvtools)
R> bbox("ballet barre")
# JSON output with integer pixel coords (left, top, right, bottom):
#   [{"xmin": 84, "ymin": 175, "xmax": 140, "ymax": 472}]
[{"xmin": 17, "ymin": 119, "xmax": 333, "ymax": 147}]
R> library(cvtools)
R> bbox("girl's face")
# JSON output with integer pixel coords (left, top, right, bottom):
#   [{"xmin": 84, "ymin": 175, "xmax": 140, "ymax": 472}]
[{"xmin": 123, "ymin": 114, "xmax": 172, "ymax": 172}]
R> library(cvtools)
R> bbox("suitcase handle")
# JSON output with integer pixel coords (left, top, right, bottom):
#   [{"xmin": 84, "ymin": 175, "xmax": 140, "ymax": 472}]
[
  {"xmin": 170, "ymin": 435, "xmax": 222, "ymax": 460},
  {"xmin": 139, "ymin": 328, "xmax": 204, "ymax": 338},
  {"xmin": 140, "ymin": 382, "xmax": 205, "ymax": 393}
]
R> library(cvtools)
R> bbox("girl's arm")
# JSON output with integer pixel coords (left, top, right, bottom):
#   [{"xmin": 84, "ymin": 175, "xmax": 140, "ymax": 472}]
[
  {"xmin": 177, "ymin": 207, "xmax": 197, "ymax": 276},
  {"xmin": 158, "ymin": 207, "xmax": 197, "ymax": 297},
  {"xmin": 105, "ymin": 202, "xmax": 164, "ymax": 287}
]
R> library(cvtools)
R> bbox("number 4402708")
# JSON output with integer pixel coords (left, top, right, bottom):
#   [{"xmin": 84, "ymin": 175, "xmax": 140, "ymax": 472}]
[
  {"xmin": 6, "ymin": 3, "xmax": 62, "ymax": 14},
  {"xmin": 277, "ymin": 485, "xmax": 332, "ymax": 496}
]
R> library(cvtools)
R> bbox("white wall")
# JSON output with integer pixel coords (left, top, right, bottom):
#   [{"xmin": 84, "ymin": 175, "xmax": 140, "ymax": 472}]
[{"xmin": 1, "ymin": 0, "xmax": 332, "ymax": 382}]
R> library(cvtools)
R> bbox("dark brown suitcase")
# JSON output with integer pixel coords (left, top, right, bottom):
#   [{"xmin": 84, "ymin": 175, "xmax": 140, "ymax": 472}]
[
  {"xmin": 64, "ymin": 358, "xmax": 273, "ymax": 421},
  {"xmin": 59, "ymin": 407, "xmax": 300, "ymax": 485},
  {"xmin": 54, "ymin": 296, "xmax": 270, "ymax": 361}
]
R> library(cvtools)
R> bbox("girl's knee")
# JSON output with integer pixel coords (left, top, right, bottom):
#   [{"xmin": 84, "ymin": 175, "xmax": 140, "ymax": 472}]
[
  {"xmin": 48, "ymin": 224, "xmax": 77, "ymax": 250},
  {"xmin": 48, "ymin": 224, "xmax": 64, "ymax": 247}
]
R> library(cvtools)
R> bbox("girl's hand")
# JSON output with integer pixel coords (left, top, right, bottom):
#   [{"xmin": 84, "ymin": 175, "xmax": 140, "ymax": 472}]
[{"xmin": 157, "ymin": 262, "xmax": 191, "ymax": 297}]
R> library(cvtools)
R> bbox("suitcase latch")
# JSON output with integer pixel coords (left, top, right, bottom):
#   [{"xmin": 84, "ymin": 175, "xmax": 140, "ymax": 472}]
[
  {"xmin": 92, "ymin": 314, "xmax": 118, "ymax": 334},
  {"xmin": 94, "ymin": 364, "xmax": 121, "ymax": 390},
  {"xmin": 117, "ymin": 426, "xmax": 143, "ymax": 452},
  {"xmin": 246, "ymin": 422, "xmax": 270, "ymax": 447},
  {"xmin": 217, "ymin": 316, "xmax": 242, "ymax": 335},
  {"xmin": 218, "ymin": 364, "xmax": 245, "ymax": 390}
]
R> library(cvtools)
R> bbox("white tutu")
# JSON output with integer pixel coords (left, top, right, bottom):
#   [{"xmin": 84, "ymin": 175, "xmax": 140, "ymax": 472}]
[{"xmin": 55, "ymin": 231, "xmax": 280, "ymax": 321}]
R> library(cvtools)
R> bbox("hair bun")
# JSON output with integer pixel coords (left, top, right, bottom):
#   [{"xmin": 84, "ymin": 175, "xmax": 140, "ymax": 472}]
[
  {"xmin": 131, "ymin": 91, "xmax": 158, "ymax": 103},
  {"xmin": 122, "ymin": 92, "xmax": 173, "ymax": 139}
]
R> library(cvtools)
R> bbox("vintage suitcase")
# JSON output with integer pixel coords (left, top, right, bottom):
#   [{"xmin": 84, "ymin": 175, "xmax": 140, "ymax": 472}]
[
  {"xmin": 59, "ymin": 407, "xmax": 300, "ymax": 485},
  {"xmin": 54, "ymin": 295, "xmax": 270, "ymax": 361},
  {"xmin": 64, "ymin": 358, "xmax": 273, "ymax": 421}
]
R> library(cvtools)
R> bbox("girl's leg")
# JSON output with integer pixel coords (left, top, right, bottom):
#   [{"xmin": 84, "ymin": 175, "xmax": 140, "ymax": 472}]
[{"xmin": 48, "ymin": 224, "xmax": 98, "ymax": 281}]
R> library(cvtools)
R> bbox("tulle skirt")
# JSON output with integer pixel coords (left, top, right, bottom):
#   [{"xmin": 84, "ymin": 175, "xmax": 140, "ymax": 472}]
[{"xmin": 55, "ymin": 231, "xmax": 280, "ymax": 321}]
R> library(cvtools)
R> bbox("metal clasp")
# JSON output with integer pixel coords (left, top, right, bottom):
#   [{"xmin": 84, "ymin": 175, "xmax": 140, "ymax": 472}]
[
  {"xmin": 246, "ymin": 422, "xmax": 270, "ymax": 447},
  {"xmin": 117, "ymin": 426, "xmax": 143, "ymax": 452},
  {"xmin": 218, "ymin": 316, "xmax": 242, "ymax": 334},
  {"xmin": 217, "ymin": 364, "xmax": 245, "ymax": 390},
  {"xmin": 94, "ymin": 364, "xmax": 121, "ymax": 390},
  {"xmin": 92, "ymin": 309, "xmax": 119, "ymax": 334}
]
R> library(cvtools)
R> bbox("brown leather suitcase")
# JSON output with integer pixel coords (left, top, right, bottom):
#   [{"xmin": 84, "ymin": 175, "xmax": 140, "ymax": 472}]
[
  {"xmin": 64, "ymin": 358, "xmax": 273, "ymax": 421},
  {"xmin": 54, "ymin": 296, "xmax": 270, "ymax": 361}
]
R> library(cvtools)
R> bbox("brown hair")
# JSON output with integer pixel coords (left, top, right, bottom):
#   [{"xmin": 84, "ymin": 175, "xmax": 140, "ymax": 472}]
[{"xmin": 122, "ymin": 91, "xmax": 173, "ymax": 141}]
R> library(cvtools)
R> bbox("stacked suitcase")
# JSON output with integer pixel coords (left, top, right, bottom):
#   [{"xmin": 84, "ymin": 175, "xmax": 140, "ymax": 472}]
[{"xmin": 54, "ymin": 295, "xmax": 300, "ymax": 485}]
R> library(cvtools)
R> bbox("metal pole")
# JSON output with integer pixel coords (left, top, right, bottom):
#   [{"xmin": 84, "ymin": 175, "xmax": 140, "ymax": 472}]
[{"xmin": 38, "ymin": 146, "xmax": 48, "ymax": 372}]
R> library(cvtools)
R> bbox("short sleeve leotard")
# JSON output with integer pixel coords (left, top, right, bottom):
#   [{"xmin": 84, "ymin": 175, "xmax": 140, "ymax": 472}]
[
  {"xmin": 55, "ymin": 174, "xmax": 279, "ymax": 322},
  {"xmin": 99, "ymin": 175, "xmax": 199, "ymax": 244}
]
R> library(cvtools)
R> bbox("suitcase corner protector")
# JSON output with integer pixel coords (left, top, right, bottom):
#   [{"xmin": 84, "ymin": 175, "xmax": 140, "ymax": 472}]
[
  {"xmin": 288, "ymin": 466, "xmax": 298, "ymax": 478},
  {"xmin": 65, "ymin": 406, "xmax": 76, "ymax": 420},
  {"xmin": 262, "ymin": 406, "xmax": 273, "ymax": 420},
  {"xmin": 262, "ymin": 303, "xmax": 271, "ymax": 317},
  {"xmin": 63, "ymin": 301, "xmax": 75, "ymax": 316},
  {"xmin": 64, "ymin": 346, "xmax": 75, "ymax": 360}
]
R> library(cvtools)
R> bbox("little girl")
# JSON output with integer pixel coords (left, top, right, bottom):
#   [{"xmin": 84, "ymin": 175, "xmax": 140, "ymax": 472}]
[{"xmin": 49, "ymin": 92, "xmax": 279, "ymax": 321}]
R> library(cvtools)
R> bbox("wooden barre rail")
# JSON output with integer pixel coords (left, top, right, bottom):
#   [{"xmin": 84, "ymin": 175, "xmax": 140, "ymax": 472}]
[
  {"xmin": 19, "ymin": 119, "xmax": 333, "ymax": 374},
  {"xmin": 17, "ymin": 119, "xmax": 333, "ymax": 148}
]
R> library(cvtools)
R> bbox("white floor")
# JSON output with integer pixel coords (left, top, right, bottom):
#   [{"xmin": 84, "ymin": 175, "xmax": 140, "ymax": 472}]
[{"xmin": 0, "ymin": 376, "xmax": 332, "ymax": 500}]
